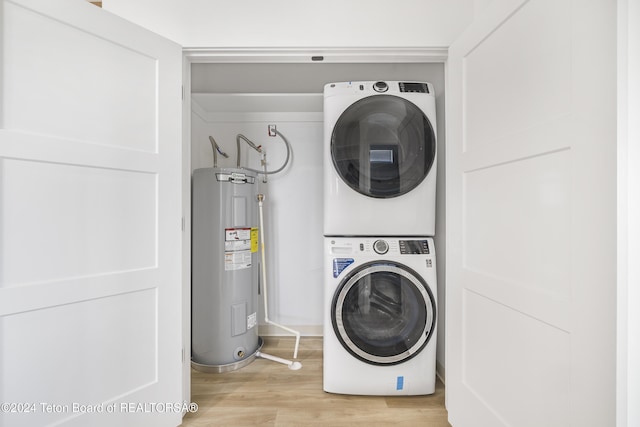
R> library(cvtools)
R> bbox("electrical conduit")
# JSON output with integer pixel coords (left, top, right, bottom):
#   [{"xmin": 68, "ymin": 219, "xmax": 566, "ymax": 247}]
[{"xmin": 236, "ymin": 130, "xmax": 293, "ymax": 183}]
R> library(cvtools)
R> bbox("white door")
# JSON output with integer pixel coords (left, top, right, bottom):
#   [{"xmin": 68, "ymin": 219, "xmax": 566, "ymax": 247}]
[
  {"xmin": 0, "ymin": 1, "xmax": 183, "ymax": 426},
  {"xmin": 446, "ymin": 0, "xmax": 616, "ymax": 426}
]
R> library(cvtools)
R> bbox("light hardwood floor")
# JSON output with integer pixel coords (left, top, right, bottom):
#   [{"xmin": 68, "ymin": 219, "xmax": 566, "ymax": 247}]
[{"xmin": 181, "ymin": 336, "xmax": 451, "ymax": 427}]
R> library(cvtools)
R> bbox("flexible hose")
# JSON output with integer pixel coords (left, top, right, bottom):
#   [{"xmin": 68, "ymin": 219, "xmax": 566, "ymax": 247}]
[
  {"xmin": 237, "ymin": 130, "xmax": 292, "ymax": 175},
  {"xmin": 236, "ymin": 134, "xmax": 263, "ymax": 168},
  {"xmin": 208, "ymin": 135, "xmax": 228, "ymax": 168}
]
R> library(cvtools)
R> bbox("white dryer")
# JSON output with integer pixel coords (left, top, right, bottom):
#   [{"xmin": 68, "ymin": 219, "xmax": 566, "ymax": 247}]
[
  {"xmin": 323, "ymin": 236, "xmax": 437, "ymax": 395},
  {"xmin": 324, "ymin": 81, "xmax": 437, "ymax": 237}
]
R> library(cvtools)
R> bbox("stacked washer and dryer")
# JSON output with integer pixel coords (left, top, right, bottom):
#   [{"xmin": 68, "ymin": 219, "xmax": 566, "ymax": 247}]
[{"xmin": 323, "ymin": 81, "xmax": 438, "ymax": 395}]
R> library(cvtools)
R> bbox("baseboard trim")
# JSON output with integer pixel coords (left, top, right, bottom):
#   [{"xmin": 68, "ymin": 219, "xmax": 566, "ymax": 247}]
[
  {"xmin": 258, "ymin": 324, "xmax": 323, "ymax": 337},
  {"xmin": 436, "ymin": 360, "xmax": 446, "ymax": 384}
]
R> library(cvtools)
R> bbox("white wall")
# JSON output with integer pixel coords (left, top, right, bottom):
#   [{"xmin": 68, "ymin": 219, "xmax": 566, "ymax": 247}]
[
  {"xmin": 618, "ymin": 0, "xmax": 640, "ymax": 425},
  {"xmin": 191, "ymin": 102, "xmax": 324, "ymax": 335},
  {"xmin": 103, "ymin": 0, "xmax": 473, "ymax": 48}
]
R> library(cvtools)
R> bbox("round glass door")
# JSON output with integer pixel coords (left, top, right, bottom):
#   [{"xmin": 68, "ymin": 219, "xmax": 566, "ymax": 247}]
[
  {"xmin": 331, "ymin": 261, "xmax": 436, "ymax": 365},
  {"xmin": 331, "ymin": 95, "xmax": 436, "ymax": 198}
]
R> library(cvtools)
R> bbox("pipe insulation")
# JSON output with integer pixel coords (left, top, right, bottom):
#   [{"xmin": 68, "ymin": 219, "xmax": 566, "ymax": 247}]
[{"xmin": 257, "ymin": 193, "xmax": 301, "ymax": 360}]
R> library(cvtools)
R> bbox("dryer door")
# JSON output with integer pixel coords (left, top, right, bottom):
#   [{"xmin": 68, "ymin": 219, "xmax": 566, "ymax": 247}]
[
  {"xmin": 331, "ymin": 95, "xmax": 436, "ymax": 198},
  {"xmin": 331, "ymin": 261, "xmax": 436, "ymax": 365}
]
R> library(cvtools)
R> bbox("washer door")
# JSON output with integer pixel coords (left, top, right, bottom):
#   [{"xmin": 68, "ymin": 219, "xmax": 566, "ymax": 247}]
[
  {"xmin": 331, "ymin": 95, "xmax": 436, "ymax": 198},
  {"xmin": 331, "ymin": 261, "xmax": 436, "ymax": 365}
]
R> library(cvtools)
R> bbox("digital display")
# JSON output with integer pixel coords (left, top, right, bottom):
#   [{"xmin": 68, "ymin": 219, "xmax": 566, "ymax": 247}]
[
  {"xmin": 399, "ymin": 240, "xmax": 430, "ymax": 254},
  {"xmin": 370, "ymin": 149, "xmax": 394, "ymax": 163},
  {"xmin": 399, "ymin": 82, "xmax": 429, "ymax": 93}
]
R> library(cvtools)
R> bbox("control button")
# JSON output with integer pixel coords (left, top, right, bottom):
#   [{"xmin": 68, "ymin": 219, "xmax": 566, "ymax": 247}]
[
  {"xmin": 373, "ymin": 239, "xmax": 389, "ymax": 254},
  {"xmin": 359, "ymin": 243, "xmax": 364, "ymax": 251},
  {"xmin": 373, "ymin": 81, "xmax": 388, "ymax": 93}
]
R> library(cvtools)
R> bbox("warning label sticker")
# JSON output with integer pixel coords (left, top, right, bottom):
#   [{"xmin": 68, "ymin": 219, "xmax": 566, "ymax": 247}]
[
  {"xmin": 250, "ymin": 228, "xmax": 259, "ymax": 253},
  {"xmin": 225, "ymin": 239, "xmax": 251, "ymax": 252},
  {"xmin": 224, "ymin": 228, "xmax": 253, "ymax": 271},
  {"xmin": 224, "ymin": 250, "xmax": 252, "ymax": 271},
  {"xmin": 333, "ymin": 258, "xmax": 355, "ymax": 278},
  {"xmin": 247, "ymin": 312, "xmax": 257, "ymax": 329},
  {"xmin": 226, "ymin": 228, "xmax": 251, "ymax": 241}
]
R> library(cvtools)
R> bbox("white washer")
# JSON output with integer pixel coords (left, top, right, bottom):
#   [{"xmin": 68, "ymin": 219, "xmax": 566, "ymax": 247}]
[
  {"xmin": 324, "ymin": 81, "xmax": 437, "ymax": 237},
  {"xmin": 323, "ymin": 236, "xmax": 437, "ymax": 395}
]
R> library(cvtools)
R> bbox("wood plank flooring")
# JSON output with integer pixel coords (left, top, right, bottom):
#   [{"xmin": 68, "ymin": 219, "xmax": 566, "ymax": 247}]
[{"xmin": 181, "ymin": 337, "xmax": 451, "ymax": 427}]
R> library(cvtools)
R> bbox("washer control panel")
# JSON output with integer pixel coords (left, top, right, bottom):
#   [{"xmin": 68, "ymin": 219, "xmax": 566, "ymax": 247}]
[{"xmin": 335, "ymin": 239, "xmax": 431, "ymax": 255}]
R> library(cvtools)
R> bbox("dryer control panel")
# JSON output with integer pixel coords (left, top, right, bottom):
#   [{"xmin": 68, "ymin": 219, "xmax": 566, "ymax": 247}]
[
  {"xmin": 399, "ymin": 82, "xmax": 429, "ymax": 93},
  {"xmin": 399, "ymin": 239, "xmax": 430, "ymax": 254}
]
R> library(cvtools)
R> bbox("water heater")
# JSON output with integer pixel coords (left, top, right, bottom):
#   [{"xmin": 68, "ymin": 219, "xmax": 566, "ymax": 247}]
[{"xmin": 191, "ymin": 167, "xmax": 261, "ymax": 372}]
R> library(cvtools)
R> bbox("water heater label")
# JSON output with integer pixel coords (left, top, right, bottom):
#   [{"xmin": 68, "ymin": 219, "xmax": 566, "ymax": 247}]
[
  {"xmin": 226, "ymin": 228, "xmax": 251, "ymax": 241},
  {"xmin": 225, "ymin": 227, "xmax": 254, "ymax": 270},
  {"xmin": 225, "ymin": 240, "xmax": 251, "ymax": 251},
  {"xmin": 250, "ymin": 228, "xmax": 259, "ymax": 253},
  {"xmin": 224, "ymin": 228, "xmax": 253, "ymax": 256},
  {"xmin": 224, "ymin": 250, "xmax": 252, "ymax": 271}
]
